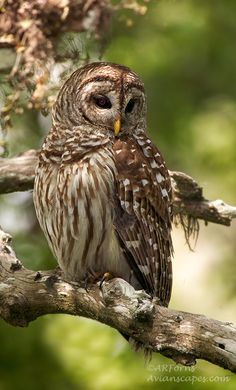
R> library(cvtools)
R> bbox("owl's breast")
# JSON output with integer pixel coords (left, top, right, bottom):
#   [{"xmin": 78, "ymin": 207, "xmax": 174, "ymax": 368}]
[{"xmin": 34, "ymin": 147, "xmax": 123, "ymax": 281}]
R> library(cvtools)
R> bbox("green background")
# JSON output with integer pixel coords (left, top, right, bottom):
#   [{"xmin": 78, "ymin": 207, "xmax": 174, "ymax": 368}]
[{"xmin": 1, "ymin": 1, "xmax": 236, "ymax": 389}]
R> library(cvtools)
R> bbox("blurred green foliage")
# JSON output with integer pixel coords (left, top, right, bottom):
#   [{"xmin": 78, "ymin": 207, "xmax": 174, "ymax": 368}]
[
  {"xmin": 107, "ymin": 0, "xmax": 236, "ymax": 201},
  {"xmin": 1, "ymin": 0, "xmax": 236, "ymax": 389}
]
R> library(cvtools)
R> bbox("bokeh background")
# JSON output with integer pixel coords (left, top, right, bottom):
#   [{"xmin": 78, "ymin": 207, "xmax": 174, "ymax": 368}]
[{"xmin": 1, "ymin": 0, "xmax": 236, "ymax": 389}]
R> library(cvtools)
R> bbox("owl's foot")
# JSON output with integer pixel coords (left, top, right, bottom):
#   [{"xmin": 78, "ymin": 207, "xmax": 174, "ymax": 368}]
[
  {"xmin": 80, "ymin": 271, "xmax": 115, "ymax": 290},
  {"xmin": 99, "ymin": 272, "xmax": 115, "ymax": 288},
  {"xmin": 80, "ymin": 273, "xmax": 90, "ymax": 291},
  {"xmin": 80, "ymin": 270, "xmax": 99, "ymax": 290}
]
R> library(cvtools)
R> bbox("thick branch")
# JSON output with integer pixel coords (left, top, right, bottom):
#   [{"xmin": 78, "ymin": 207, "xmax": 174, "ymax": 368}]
[
  {"xmin": 0, "ymin": 150, "xmax": 236, "ymax": 226},
  {"xmin": 0, "ymin": 150, "xmax": 37, "ymax": 193},
  {"xmin": 171, "ymin": 171, "xmax": 236, "ymax": 226},
  {"xmin": 0, "ymin": 228, "xmax": 236, "ymax": 372}
]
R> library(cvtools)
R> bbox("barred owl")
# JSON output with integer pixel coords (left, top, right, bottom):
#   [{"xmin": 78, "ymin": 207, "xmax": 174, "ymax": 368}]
[{"xmin": 33, "ymin": 62, "xmax": 173, "ymax": 307}]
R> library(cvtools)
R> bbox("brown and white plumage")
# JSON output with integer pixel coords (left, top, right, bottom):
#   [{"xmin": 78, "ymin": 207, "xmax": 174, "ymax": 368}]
[{"xmin": 33, "ymin": 62, "xmax": 173, "ymax": 307}]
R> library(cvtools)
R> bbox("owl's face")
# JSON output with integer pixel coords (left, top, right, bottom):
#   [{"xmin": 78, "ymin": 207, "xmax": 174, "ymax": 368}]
[{"xmin": 53, "ymin": 62, "xmax": 146, "ymax": 138}]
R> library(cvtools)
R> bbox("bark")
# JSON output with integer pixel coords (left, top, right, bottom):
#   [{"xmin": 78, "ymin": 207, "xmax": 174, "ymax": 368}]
[{"xmin": 0, "ymin": 227, "xmax": 236, "ymax": 373}]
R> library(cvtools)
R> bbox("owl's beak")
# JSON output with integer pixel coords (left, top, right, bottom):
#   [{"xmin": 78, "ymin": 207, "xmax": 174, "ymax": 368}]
[{"xmin": 114, "ymin": 119, "xmax": 121, "ymax": 136}]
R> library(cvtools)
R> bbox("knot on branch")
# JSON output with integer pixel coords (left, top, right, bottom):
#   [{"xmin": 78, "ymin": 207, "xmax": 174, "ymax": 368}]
[
  {"xmin": 164, "ymin": 350, "xmax": 197, "ymax": 366},
  {"xmin": 0, "ymin": 289, "xmax": 29, "ymax": 327},
  {"xmin": 132, "ymin": 299, "xmax": 155, "ymax": 324},
  {"xmin": 101, "ymin": 277, "xmax": 136, "ymax": 303},
  {"xmin": 102, "ymin": 278, "xmax": 155, "ymax": 326}
]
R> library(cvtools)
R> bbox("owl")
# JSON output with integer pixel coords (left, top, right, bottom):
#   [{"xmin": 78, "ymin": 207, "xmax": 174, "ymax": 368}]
[{"xmin": 33, "ymin": 62, "xmax": 173, "ymax": 307}]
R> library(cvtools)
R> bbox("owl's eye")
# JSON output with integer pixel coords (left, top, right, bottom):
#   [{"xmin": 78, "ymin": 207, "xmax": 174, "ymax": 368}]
[
  {"xmin": 94, "ymin": 96, "xmax": 112, "ymax": 109},
  {"xmin": 125, "ymin": 98, "xmax": 136, "ymax": 114}
]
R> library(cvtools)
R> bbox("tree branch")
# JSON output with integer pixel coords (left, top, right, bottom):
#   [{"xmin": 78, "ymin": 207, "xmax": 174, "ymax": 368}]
[
  {"xmin": 0, "ymin": 227, "xmax": 236, "ymax": 372},
  {"xmin": 0, "ymin": 150, "xmax": 37, "ymax": 193},
  {"xmin": 0, "ymin": 150, "xmax": 236, "ymax": 226}
]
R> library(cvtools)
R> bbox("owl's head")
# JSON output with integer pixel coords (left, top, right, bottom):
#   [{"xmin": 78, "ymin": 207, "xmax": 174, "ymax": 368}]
[{"xmin": 52, "ymin": 62, "xmax": 146, "ymax": 138}]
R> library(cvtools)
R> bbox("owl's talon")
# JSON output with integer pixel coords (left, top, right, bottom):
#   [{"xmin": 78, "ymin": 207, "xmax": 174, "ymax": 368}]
[
  {"xmin": 80, "ymin": 273, "xmax": 90, "ymax": 292},
  {"xmin": 99, "ymin": 272, "xmax": 115, "ymax": 289}
]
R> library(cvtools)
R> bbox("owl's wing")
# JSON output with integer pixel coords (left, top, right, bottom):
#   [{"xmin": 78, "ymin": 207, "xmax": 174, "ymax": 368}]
[{"xmin": 113, "ymin": 134, "xmax": 173, "ymax": 305}]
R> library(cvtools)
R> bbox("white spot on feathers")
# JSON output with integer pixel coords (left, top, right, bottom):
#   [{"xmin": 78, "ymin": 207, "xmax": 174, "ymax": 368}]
[
  {"xmin": 125, "ymin": 201, "xmax": 131, "ymax": 209},
  {"xmin": 126, "ymin": 240, "xmax": 140, "ymax": 249},
  {"xmin": 161, "ymin": 188, "xmax": 168, "ymax": 198},
  {"xmin": 138, "ymin": 265, "xmax": 150, "ymax": 275},
  {"xmin": 123, "ymin": 179, "xmax": 130, "ymax": 186},
  {"xmin": 137, "ymin": 139, "xmax": 146, "ymax": 146},
  {"xmin": 143, "ymin": 147, "xmax": 152, "ymax": 157},
  {"xmin": 150, "ymin": 160, "xmax": 159, "ymax": 169},
  {"xmin": 156, "ymin": 173, "xmax": 164, "ymax": 183},
  {"xmin": 141, "ymin": 179, "xmax": 149, "ymax": 186}
]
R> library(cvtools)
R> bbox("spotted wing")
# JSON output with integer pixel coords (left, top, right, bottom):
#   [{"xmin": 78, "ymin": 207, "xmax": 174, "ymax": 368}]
[{"xmin": 113, "ymin": 134, "xmax": 173, "ymax": 305}]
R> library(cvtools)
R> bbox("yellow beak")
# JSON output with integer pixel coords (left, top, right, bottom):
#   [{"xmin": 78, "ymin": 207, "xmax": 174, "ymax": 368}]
[{"xmin": 114, "ymin": 119, "xmax": 121, "ymax": 136}]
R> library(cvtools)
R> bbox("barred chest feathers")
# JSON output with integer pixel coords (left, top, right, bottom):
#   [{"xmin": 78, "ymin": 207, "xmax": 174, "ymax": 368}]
[
  {"xmin": 34, "ymin": 62, "xmax": 173, "ymax": 308},
  {"xmin": 34, "ymin": 143, "xmax": 132, "ymax": 283}
]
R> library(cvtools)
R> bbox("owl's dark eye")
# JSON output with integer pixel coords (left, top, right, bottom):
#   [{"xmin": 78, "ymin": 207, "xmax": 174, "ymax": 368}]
[
  {"xmin": 125, "ymin": 98, "xmax": 136, "ymax": 114},
  {"xmin": 94, "ymin": 96, "xmax": 112, "ymax": 109}
]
